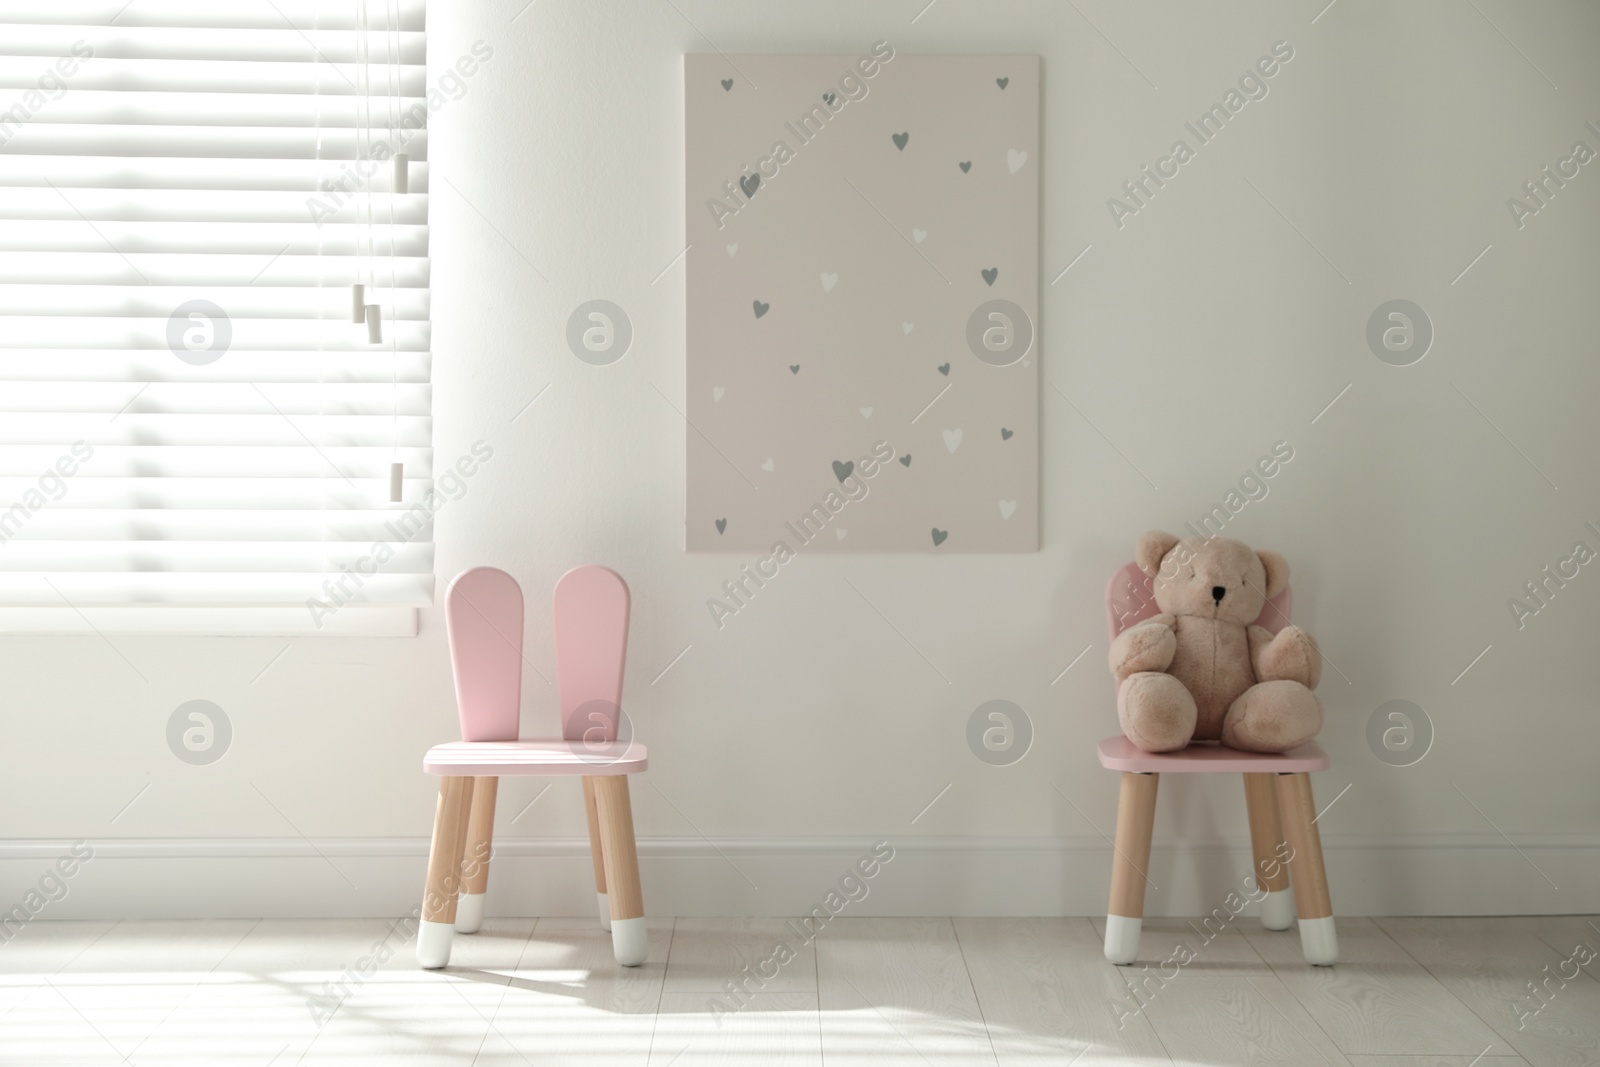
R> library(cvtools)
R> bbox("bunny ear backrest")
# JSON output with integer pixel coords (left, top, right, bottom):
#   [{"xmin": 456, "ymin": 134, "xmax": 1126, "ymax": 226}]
[
  {"xmin": 553, "ymin": 565, "xmax": 631, "ymax": 744},
  {"xmin": 1256, "ymin": 583, "xmax": 1293, "ymax": 635},
  {"xmin": 444, "ymin": 567, "xmax": 524, "ymax": 743},
  {"xmin": 1106, "ymin": 560, "xmax": 1159, "ymax": 641}
]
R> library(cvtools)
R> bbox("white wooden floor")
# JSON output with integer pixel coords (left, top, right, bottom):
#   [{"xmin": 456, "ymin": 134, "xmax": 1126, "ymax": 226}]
[{"xmin": 3, "ymin": 915, "xmax": 1597, "ymax": 1065}]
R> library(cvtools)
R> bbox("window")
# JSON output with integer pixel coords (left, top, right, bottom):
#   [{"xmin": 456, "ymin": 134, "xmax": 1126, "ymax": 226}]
[{"xmin": 0, "ymin": 0, "xmax": 431, "ymax": 634}]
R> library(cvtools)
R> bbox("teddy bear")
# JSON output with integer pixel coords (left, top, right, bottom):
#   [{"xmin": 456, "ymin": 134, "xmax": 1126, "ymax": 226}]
[{"xmin": 1109, "ymin": 531, "xmax": 1323, "ymax": 753}]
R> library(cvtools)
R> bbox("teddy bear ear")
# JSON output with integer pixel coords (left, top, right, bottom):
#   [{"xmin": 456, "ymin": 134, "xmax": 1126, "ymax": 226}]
[
  {"xmin": 1135, "ymin": 530, "xmax": 1180, "ymax": 577},
  {"xmin": 1258, "ymin": 550, "xmax": 1290, "ymax": 598}
]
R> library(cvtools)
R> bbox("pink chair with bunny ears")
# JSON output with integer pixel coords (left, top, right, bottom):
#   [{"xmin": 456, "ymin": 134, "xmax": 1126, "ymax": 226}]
[
  {"xmin": 415, "ymin": 565, "xmax": 648, "ymax": 969},
  {"xmin": 1098, "ymin": 561, "xmax": 1337, "ymax": 967}
]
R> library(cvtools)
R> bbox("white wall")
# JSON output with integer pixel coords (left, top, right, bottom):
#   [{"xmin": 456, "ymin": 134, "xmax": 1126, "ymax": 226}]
[{"xmin": 5, "ymin": 0, "xmax": 1599, "ymax": 920}]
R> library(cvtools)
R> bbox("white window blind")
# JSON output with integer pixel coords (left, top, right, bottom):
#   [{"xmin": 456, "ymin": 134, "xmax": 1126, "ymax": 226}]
[{"xmin": 0, "ymin": 0, "xmax": 431, "ymax": 635}]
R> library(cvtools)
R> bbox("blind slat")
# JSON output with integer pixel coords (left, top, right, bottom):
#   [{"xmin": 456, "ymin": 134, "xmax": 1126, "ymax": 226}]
[
  {"xmin": 0, "ymin": 156, "xmax": 430, "ymax": 191},
  {"xmin": 0, "ymin": 572, "xmax": 432, "ymax": 604},
  {"xmin": 0, "ymin": 381, "xmax": 431, "ymax": 412},
  {"xmin": 0, "ymin": 189, "xmax": 429, "ymax": 223},
  {"xmin": 0, "ymin": 2, "xmax": 426, "ymax": 33},
  {"xmin": 5, "ymin": 508, "xmax": 439, "ymax": 540},
  {"xmin": 0, "ymin": 254, "xmax": 429, "ymax": 287},
  {"xmin": 0, "ymin": 350, "xmax": 431, "ymax": 382},
  {"xmin": 0, "ymin": 477, "xmax": 438, "ymax": 509},
  {"xmin": 0, "ymin": 28, "xmax": 425, "ymax": 65}
]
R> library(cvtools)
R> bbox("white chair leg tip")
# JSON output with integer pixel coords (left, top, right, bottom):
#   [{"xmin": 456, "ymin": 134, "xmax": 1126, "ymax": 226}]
[
  {"xmin": 1259, "ymin": 888, "xmax": 1295, "ymax": 931},
  {"xmin": 611, "ymin": 916, "xmax": 647, "ymax": 967},
  {"xmin": 455, "ymin": 892, "xmax": 485, "ymax": 934},
  {"xmin": 1299, "ymin": 916, "xmax": 1338, "ymax": 965},
  {"xmin": 1104, "ymin": 914, "xmax": 1142, "ymax": 965},
  {"xmin": 596, "ymin": 891, "xmax": 611, "ymax": 932},
  {"xmin": 416, "ymin": 919, "xmax": 454, "ymax": 969}
]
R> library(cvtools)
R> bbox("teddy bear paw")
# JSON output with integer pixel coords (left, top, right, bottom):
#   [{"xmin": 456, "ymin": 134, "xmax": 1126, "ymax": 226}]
[
  {"xmin": 1221, "ymin": 680, "xmax": 1322, "ymax": 753},
  {"xmin": 1118, "ymin": 672, "xmax": 1198, "ymax": 752}
]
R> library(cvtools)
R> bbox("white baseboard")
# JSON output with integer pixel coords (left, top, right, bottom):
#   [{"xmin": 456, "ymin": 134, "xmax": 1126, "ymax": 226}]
[{"xmin": 2, "ymin": 833, "xmax": 1594, "ymax": 921}]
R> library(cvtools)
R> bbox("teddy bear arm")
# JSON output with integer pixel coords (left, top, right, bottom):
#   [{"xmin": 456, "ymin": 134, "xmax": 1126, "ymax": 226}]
[
  {"xmin": 1109, "ymin": 616, "xmax": 1177, "ymax": 681},
  {"xmin": 1251, "ymin": 624, "xmax": 1322, "ymax": 688}
]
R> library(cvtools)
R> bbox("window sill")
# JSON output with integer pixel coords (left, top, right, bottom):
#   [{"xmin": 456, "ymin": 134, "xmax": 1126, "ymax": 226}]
[{"xmin": 0, "ymin": 606, "xmax": 419, "ymax": 636}]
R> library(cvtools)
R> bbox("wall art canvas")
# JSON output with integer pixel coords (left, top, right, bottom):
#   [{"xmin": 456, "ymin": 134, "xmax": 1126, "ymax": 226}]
[{"xmin": 685, "ymin": 50, "xmax": 1040, "ymax": 552}]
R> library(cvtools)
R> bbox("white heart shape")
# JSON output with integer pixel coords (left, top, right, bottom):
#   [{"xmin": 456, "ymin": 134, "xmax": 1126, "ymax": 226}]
[
  {"xmin": 1007, "ymin": 148, "xmax": 1028, "ymax": 175},
  {"xmin": 726, "ymin": 243, "xmax": 738, "ymax": 256},
  {"xmin": 902, "ymin": 322, "xmax": 914, "ymax": 334},
  {"xmin": 912, "ymin": 228, "xmax": 927, "ymax": 243},
  {"xmin": 713, "ymin": 386, "xmax": 725, "ymax": 401},
  {"xmin": 943, "ymin": 428, "xmax": 963, "ymax": 453},
  {"xmin": 835, "ymin": 527, "xmax": 848, "ymax": 541},
  {"xmin": 821, "ymin": 271, "xmax": 838, "ymax": 292},
  {"xmin": 761, "ymin": 458, "xmax": 774, "ymax": 472},
  {"xmin": 860, "ymin": 407, "xmax": 873, "ymax": 419},
  {"xmin": 999, "ymin": 500, "xmax": 1017, "ymax": 519}
]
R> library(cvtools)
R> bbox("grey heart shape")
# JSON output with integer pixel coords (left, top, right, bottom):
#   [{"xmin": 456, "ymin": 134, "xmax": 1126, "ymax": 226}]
[
  {"xmin": 721, "ymin": 78, "xmax": 733, "ymax": 91},
  {"xmin": 959, "ymin": 161, "xmax": 971, "ymax": 173},
  {"xmin": 899, "ymin": 454, "xmax": 912, "ymax": 467},
  {"xmin": 832, "ymin": 460, "xmax": 854, "ymax": 483},
  {"xmin": 753, "ymin": 300, "xmax": 769, "ymax": 318},
  {"xmin": 996, "ymin": 77, "xmax": 1008, "ymax": 89},
  {"xmin": 823, "ymin": 92, "xmax": 836, "ymax": 105},
  {"xmin": 931, "ymin": 528, "xmax": 948, "ymax": 546},
  {"xmin": 892, "ymin": 132, "xmax": 909, "ymax": 150},
  {"xmin": 790, "ymin": 364, "xmax": 799, "ymax": 374},
  {"xmin": 1001, "ymin": 428, "xmax": 1013, "ymax": 440},
  {"xmin": 982, "ymin": 267, "xmax": 998, "ymax": 285},
  {"xmin": 739, "ymin": 172, "xmax": 761, "ymax": 198},
  {"xmin": 937, "ymin": 363, "xmax": 950, "ymax": 376},
  {"xmin": 716, "ymin": 518, "xmax": 727, "ymax": 534}
]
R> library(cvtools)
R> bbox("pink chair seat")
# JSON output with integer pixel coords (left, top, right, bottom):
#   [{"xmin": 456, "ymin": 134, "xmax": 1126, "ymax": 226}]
[
  {"xmin": 1096, "ymin": 735, "xmax": 1328, "ymax": 774},
  {"xmin": 423, "ymin": 739, "xmax": 648, "ymax": 777}
]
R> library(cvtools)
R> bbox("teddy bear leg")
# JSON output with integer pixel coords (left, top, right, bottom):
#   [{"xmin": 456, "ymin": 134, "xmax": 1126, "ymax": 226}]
[
  {"xmin": 1117, "ymin": 672, "xmax": 1198, "ymax": 753},
  {"xmin": 1222, "ymin": 680, "xmax": 1322, "ymax": 753}
]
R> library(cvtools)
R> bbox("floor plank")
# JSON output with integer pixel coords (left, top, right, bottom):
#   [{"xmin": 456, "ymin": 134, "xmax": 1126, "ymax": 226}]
[
  {"xmin": 1345, "ymin": 1056, "xmax": 1529, "ymax": 1066},
  {"xmin": 1377, "ymin": 917, "xmax": 1600, "ymax": 1067},
  {"xmin": 1239, "ymin": 916, "xmax": 1505, "ymax": 1056},
  {"xmin": 958, "ymin": 917, "xmax": 1174, "ymax": 1066},
  {"xmin": 664, "ymin": 917, "xmax": 817, "ymax": 995},
  {"xmin": 0, "ymin": 919, "xmax": 118, "ymax": 1023},
  {"xmin": 1137, "ymin": 973, "xmax": 1353, "ymax": 1066},
  {"xmin": 10, "ymin": 918, "xmax": 257, "ymax": 1066},
  {"xmin": 815, "ymin": 916, "xmax": 997, "ymax": 1066},
  {"xmin": 650, "ymin": 992, "xmax": 821, "ymax": 1066},
  {"xmin": 1522, "ymin": 915, "xmax": 1600, "ymax": 985},
  {"xmin": 457, "ymin": 916, "xmax": 673, "ymax": 1067},
  {"xmin": 144, "ymin": 917, "xmax": 536, "ymax": 1066}
]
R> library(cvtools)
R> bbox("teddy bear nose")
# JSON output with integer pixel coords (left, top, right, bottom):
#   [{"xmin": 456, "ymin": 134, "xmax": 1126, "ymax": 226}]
[{"xmin": 1212, "ymin": 585, "xmax": 1226, "ymax": 603}]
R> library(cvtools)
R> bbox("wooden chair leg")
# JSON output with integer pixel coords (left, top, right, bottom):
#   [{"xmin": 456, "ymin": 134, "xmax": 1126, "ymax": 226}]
[
  {"xmin": 417, "ymin": 775, "xmax": 474, "ymax": 968},
  {"xmin": 1104, "ymin": 771, "xmax": 1159, "ymax": 964},
  {"xmin": 1275, "ymin": 772, "xmax": 1338, "ymax": 965},
  {"xmin": 1244, "ymin": 772, "xmax": 1294, "ymax": 930},
  {"xmin": 582, "ymin": 776, "xmax": 610, "ymax": 931},
  {"xmin": 456, "ymin": 776, "xmax": 498, "ymax": 934},
  {"xmin": 592, "ymin": 775, "xmax": 646, "ymax": 966}
]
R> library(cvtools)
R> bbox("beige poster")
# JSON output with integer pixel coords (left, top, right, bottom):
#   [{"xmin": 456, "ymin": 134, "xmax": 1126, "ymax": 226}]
[{"xmin": 685, "ymin": 49, "xmax": 1040, "ymax": 552}]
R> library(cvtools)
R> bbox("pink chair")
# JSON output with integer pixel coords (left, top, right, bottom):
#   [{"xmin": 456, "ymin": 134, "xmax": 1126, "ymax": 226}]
[
  {"xmin": 416, "ymin": 565, "xmax": 649, "ymax": 969},
  {"xmin": 1098, "ymin": 561, "xmax": 1337, "ymax": 966}
]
